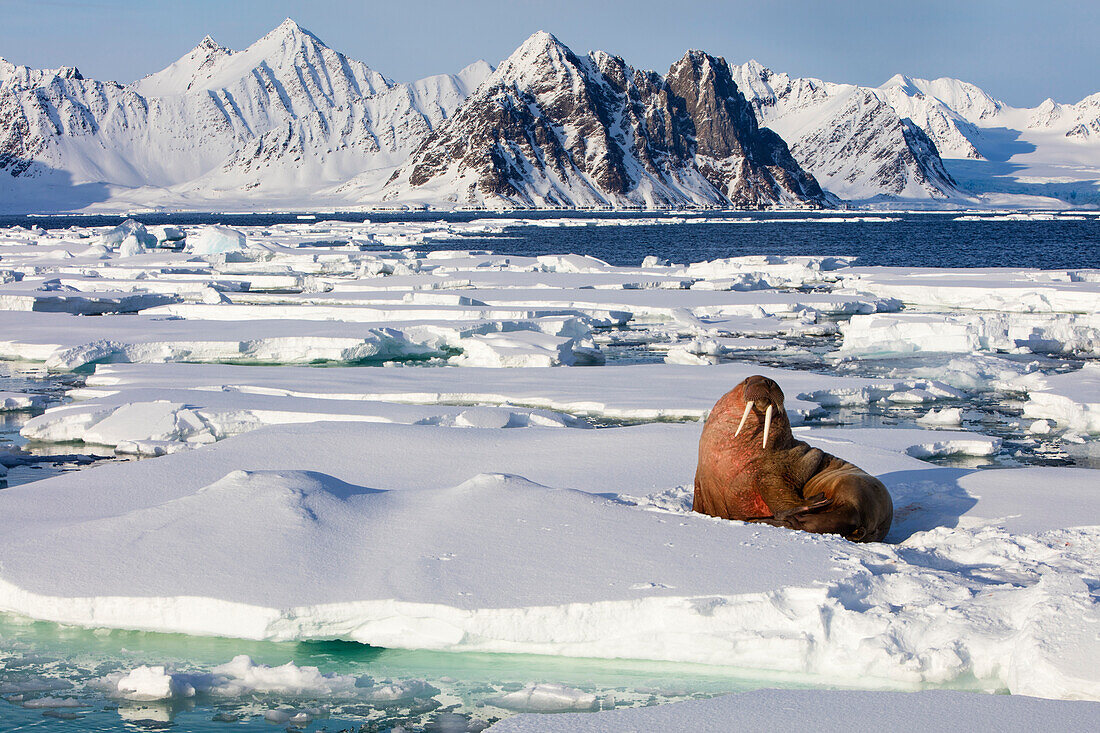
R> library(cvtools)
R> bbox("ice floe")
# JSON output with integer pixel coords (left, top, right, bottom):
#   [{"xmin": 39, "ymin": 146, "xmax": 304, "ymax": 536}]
[
  {"xmin": 19, "ymin": 362, "xmax": 973, "ymax": 451},
  {"xmin": 1, "ymin": 217, "xmax": 1099, "ymax": 727},
  {"xmin": 1, "ymin": 419, "xmax": 1098, "ymax": 700},
  {"xmin": 1022, "ymin": 363, "xmax": 1100, "ymax": 433}
]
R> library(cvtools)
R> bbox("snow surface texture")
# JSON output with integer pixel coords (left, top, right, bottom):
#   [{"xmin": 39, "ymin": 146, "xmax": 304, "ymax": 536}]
[
  {"xmin": 1, "ymin": 219, "xmax": 1099, "ymax": 726},
  {"xmin": 488, "ymin": 688, "xmax": 1100, "ymax": 732},
  {"xmin": 3, "ymin": 421, "xmax": 1099, "ymax": 701},
  {"xmin": 2, "ymin": 21, "xmax": 1098, "ymax": 209}
]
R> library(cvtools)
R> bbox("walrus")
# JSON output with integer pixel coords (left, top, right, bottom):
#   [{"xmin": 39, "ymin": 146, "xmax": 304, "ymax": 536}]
[{"xmin": 693, "ymin": 375, "xmax": 893, "ymax": 542}]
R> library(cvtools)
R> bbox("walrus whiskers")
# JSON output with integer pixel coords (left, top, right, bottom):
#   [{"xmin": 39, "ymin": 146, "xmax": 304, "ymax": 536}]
[
  {"xmin": 734, "ymin": 401, "xmax": 754, "ymax": 437},
  {"xmin": 762, "ymin": 403, "xmax": 773, "ymax": 450}
]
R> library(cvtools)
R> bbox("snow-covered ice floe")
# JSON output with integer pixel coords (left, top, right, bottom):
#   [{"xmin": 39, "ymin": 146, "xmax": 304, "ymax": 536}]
[
  {"xmin": 1021, "ymin": 362, "xmax": 1100, "ymax": 434},
  {"xmin": 1, "ymin": 419, "xmax": 1098, "ymax": 700},
  {"xmin": 2, "ymin": 218, "xmax": 1100, "ymax": 724},
  {"xmin": 20, "ymin": 361, "xmax": 969, "ymax": 451}
]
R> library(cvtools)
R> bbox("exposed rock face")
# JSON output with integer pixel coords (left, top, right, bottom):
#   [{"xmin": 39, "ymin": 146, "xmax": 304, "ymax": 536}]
[
  {"xmin": 665, "ymin": 51, "xmax": 824, "ymax": 206},
  {"xmin": 388, "ymin": 33, "xmax": 827, "ymax": 208}
]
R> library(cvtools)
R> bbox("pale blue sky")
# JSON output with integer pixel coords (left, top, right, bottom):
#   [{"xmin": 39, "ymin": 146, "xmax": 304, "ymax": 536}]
[{"xmin": 1, "ymin": 0, "xmax": 1097, "ymax": 106}]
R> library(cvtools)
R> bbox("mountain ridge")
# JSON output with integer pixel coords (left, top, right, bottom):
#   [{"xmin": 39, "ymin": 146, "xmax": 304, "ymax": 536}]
[
  {"xmin": 2, "ymin": 20, "xmax": 1098, "ymax": 212},
  {"xmin": 384, "ymin": 32, "xmax": 827, "ymax": 208}
]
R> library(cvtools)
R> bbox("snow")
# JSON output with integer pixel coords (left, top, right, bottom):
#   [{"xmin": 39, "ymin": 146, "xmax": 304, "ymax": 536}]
[
  {"xmin": 1, "ymin": 418, "xmax": 1098, "ymax": 699},
  {"xmin": 730, "ymin": 62, "xmax": 1100, "ymax": 207},
  {"xmin": 1021, "ymin": 363, "xmax": 1100, "ymax": 433},
  {"xmin": 488, "ymin": 688, "xmax": 1100, "ymax": 732},
  {"xmin": 0, "ymin": 219, "xmax": 1098, "ymax": 729},
  {"xmin": 105, "ymin": 655, "xmax": 363, "ymax": 700}
]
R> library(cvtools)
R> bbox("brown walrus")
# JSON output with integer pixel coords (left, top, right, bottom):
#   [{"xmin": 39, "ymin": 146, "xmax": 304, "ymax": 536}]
[{"xmin": 693, "ymin": 375, "xmax": 893, "ymax": 542}]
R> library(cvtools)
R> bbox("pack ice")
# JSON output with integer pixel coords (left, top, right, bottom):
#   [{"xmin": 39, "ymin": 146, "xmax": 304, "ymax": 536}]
[{"xmin": 1, "ymin": 217, "xmax": 1099, "ymax": 724}]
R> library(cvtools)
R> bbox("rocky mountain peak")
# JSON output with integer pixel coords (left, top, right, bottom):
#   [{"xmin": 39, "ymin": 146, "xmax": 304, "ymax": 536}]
[
  {"xmin": 512, "ymin": 30, "xmax": 565, "ymax": 59},
  {"xmin": 490, "ymin": 30, "xmax": 585, "ymax": 90},
  {"xmin": 742, "ymin": 59, "xmax": 770, "ymax": 78},
  {"xmin": 388, "ymin": 35, "xmax": 827, "ymax": 208},
  {"xmin": 0, "ymin": 58, "xmax": 84, "ymax": 90},
  {"xmin": 667, "ymin": 50, "xmax": 758, "ymax": 159}
]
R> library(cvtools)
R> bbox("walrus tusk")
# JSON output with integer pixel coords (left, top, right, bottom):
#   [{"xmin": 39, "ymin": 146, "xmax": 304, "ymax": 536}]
[
  {"xmin": 762, "ymin": 404, "xmax": 773, "ymax": 450},
  {"xmin": 734, "ymin": 401, "xmax": 754, "ymax": 437}
]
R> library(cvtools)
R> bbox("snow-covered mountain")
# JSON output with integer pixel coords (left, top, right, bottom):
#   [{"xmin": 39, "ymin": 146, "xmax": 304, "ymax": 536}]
[
  {"xmin": 1, "ymin": 20, "xmax": 1098, "ymax": 211},
  {"xmin": 384, "ymin": 33, "xmax": 826, "ymax": 208},
  {"xmin": 0, "ymin": 19, "xmax": 490, "ymax": 211},
  {"xmin": 876, "ymin": 75, "xmax": 1100, "ymax": 206},
  {"xmin": 728, "ymin": 61, "xmax": 1100, "ymax": 207},
  {"xmin": 730, "ymin": 62, "xmax": 960, "ymax": 201}
]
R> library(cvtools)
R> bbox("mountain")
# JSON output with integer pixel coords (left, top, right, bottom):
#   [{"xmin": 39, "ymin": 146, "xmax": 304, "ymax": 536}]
[
  {"xmin": 730, "ymin": 62, "xmax": 961, "ymax": 201},
  {"xmin": 875, "ymin": 76, "xmax": 1100, "ymax": 206},
  {"xmin": 1, "ymin": 21, "xmax": 1098, "ymax": 211},
  {"xmin": 729, "ymin": 62, "xmax": 1100, "ymax": 206},
  {"xmin": 0, "ymin": 19, "xmax": 490, "ymax": 211},
  {"xmin": 384, "ymin": 33, "xmax": 827, "ymax": 208}
]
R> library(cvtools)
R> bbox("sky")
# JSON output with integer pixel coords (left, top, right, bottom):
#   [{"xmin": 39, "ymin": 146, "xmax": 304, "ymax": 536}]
[{"xmin": 1, "ymin": 0, "xmax": 1097, "ymax": 106}]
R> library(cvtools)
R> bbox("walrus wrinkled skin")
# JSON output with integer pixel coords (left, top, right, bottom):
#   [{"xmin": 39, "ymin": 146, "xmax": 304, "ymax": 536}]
[{"xmin": 693, "ymin": 375, "xmax": 893, "ymax": 543}]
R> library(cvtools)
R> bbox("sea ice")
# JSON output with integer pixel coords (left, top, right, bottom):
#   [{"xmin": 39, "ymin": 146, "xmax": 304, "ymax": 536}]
[
  {"xmin": 486, "ymin": 683, "xmax": 598, "ymax": 713},
  {"xmin": 103, "ymin": 655, "xmax": 363, "ymax": 700},
  {"xmin": 99, "ymin": 220, "xmax": 157, "ymax": 250},
  {"xmin": 1021, "ymin": 363, "xmax": 1100, "ymax": 433},
  {"xmin": 20, "ymin": 361, "xmax": 952, "ymax": 451},
  {"xmin": 0, "ymin": 391, "xmax": 46, "ymax": 411},
  {"xmin": 916, "ymin": 407, "xmax": 964, "ymax": 426},
  {"xmin": 488, "ymin": 688, "xmax": 1100, "ymax": 732},
  {"xmin": 1, "ymin": 220, "xmax": 1098, "ymax": 722},
  {"xmin": 1, "ymin": 420, "xmax": 1097, "ymax": 699},
  {"xmin": 184, "ymin": 225, "xmax": 248, "ymax": 255}
]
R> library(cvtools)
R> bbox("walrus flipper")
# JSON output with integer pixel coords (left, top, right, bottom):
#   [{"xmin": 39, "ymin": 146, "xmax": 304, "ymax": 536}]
[{"xmin": 773, "ymin": 494, "xmax": 833, "ymax": 522}]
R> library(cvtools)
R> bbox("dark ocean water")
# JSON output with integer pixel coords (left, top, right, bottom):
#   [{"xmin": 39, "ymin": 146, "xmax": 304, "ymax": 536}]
[{"xmin": 4, "ymin": 211, "xmax": 1099, "ymax": 269}]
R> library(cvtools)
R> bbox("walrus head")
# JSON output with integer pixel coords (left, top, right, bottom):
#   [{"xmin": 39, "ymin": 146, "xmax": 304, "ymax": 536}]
[{"xmin": 711, "ymin": 375, "xmax": 793, "ymax": 451}]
